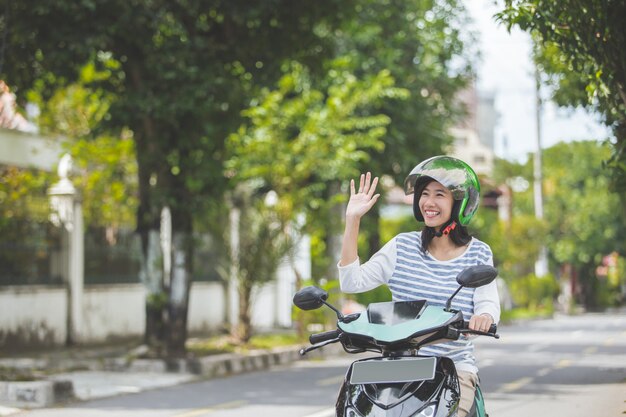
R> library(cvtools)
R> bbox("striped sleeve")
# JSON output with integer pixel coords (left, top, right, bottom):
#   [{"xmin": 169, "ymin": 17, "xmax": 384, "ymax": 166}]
[
  {"xmin": 338, "ymin": 237, "xmax": 397, "ymax": 293},
  {"xmin": 472, "ymin": 242, "xmax": 501, "ymax": 323}
]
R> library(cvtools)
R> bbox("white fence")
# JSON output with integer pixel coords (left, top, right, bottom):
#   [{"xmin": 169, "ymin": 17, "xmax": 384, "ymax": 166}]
[
  {"xmin": 0, "ymin": 130, "xmax": 311, "ymax": 348},
  {"xmin": 0, "ymin": 280, "xmax": 292, "ymax": 347}
]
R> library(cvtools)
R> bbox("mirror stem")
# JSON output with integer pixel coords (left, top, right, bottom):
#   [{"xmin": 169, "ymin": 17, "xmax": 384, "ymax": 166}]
[
  {"xmin": 445, "ymin": 285, "xmax": 463, "ymax": 312},
  {"xmin": 322, "ymin": 300, "xmax": 344, "ymax": 320}
]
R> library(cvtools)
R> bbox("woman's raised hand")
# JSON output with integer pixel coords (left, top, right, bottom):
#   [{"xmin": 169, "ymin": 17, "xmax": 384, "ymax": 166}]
[{"xmin": 346, "ymin": 172, "xmax": 380, "ymax": 220}]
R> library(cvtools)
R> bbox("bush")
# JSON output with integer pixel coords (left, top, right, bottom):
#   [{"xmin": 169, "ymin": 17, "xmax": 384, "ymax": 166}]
[{"xmin": 507, "ymin": 273, "xmax": 559, "ymax": 312}]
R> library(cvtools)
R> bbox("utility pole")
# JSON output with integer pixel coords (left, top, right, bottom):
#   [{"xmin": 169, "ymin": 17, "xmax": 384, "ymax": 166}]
[{"xmin": 534, "ymin": 66, "xmax": 548, "ymax": 277}]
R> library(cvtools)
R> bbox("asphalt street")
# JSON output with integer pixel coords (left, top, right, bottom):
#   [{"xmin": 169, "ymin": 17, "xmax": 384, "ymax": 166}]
[{"xmin": 11, "ymin": 310, "xmax": 626, "ymax": 417}]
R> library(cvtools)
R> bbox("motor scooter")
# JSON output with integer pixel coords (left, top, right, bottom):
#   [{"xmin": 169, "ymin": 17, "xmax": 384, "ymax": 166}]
[{"xmin": 293, "ymin": 264, "xmax": 499, "ymax": 417}]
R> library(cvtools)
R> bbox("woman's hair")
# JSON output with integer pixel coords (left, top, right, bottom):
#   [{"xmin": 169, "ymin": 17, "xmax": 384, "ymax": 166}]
[{"xmin": 421, "ymin": 223, "xmax": 472, "ymax": 253}]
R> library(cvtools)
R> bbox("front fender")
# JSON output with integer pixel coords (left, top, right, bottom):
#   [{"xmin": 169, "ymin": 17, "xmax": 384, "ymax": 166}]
[{"xmin": 336, "ymin": 357, "xmax": 460, "ymax": 417}]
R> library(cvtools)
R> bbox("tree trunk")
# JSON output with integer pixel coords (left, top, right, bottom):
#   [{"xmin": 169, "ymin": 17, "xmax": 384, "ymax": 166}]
[
  {"xmin": 165, "ymin": 229, "xmax": 193, "ymax": 357},
  {"xmin": 579, "ymin": 263, "xmax": 599, "ymax": 311},
  {"xmin": 237, "ymin": 283, "xmax": 253, "ymax": 343}
]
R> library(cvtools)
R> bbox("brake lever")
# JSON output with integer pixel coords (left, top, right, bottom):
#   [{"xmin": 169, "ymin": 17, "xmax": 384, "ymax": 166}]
[{"xmin": 299, "ymin": 337, "xmax": 342, "ymax": 356}]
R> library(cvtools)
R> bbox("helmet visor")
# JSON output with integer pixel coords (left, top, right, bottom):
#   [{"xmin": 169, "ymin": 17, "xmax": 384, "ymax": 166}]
[{"xmin": 403, "ymin": 156, "xmax": 479, "ymax": 200}]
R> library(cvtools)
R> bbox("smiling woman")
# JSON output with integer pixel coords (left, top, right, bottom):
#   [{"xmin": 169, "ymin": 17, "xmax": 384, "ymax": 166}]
[
  {"xmin": 418, "ymin": 181, "xmax": 454, "ymax": 229},
  {"xmin": 338, "ymin": 155, "xmax": 500, "ymax": 417}
]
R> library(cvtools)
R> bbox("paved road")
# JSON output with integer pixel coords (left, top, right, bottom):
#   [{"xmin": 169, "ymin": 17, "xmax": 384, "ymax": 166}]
[
  {"xmin": 478, "ymin": 311, "xmax": 626, "ymax": 417},
  {"xmin": 15, "ymin": 311, "xmax": 626, "ymax": 417}
]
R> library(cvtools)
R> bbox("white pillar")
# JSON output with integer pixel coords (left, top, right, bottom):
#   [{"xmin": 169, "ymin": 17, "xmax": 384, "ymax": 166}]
[
  {"xmin": 49, "ymin": 154, "xmax": 84, "ymax": 344},
  {"xmin": 68, "ymin": 199, "xmax": 84, "ymax": 343},
  {"xmin": 534, "ymin": 67, "xmax": 548, "ymax": 278},
  {"xmin": 228, "ymin": 207, "xmax": 240, "ymax": 330}
]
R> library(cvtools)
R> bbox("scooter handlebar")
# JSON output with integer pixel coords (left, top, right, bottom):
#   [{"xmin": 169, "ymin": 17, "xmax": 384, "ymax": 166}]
[
  {"xmin": 309, "ymin": 329, "xmax": 341, "ymax": 345},
  {"xmin": 460, "ymin": 321, "xmax": 499, "ymax": 338}
]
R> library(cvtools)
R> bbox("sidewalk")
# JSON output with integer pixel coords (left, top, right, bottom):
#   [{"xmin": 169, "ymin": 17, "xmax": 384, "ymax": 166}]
[{"xmin": 0, "ymin": 341, "xmax": 331, "ymax": 415}]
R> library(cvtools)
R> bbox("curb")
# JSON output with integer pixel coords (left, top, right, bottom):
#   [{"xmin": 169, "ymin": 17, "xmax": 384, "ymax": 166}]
[
  {"xmin": 100, "ymin": 345, "xmax": 317, "ymax": 376},
  {"xmin": 0, "ymin": 379, "xmax": 73, "ymax": 409},
  {"xmin": 0, "ymin": 344, "xmax": 340, "ymax": 409}
]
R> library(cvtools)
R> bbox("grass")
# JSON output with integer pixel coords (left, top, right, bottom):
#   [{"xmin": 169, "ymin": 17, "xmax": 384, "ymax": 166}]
[
  {"xmin": 186, "ymin": 332, "xmax": 305, "ymax": 357},
  {"xmin": 501, "ymin": 307, "xmax": 554, "ymax": 323},
  {"xmin": 0, "ymin": 366, "xmax": 39, "ymax": 381}
]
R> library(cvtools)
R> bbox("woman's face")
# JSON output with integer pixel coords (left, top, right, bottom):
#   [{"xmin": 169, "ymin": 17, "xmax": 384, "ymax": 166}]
[{"xmin": 418, "ymin": 181, "xmax": 454, "ymax": 228}]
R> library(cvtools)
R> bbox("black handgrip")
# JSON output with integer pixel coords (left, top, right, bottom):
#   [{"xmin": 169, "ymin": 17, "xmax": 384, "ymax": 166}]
[
  {"xmin": 462, "ymin": 321, "xmax": 498, "ymax": 334},
  {"xmin": 309, "ymin": 329, "xmax": 341, "ymax": 345}
]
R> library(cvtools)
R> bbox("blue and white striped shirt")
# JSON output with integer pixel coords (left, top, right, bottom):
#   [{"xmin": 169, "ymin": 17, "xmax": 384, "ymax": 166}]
[{"xmin": 338, "ymin": 231, "xmax": 500, "ymax": 374}]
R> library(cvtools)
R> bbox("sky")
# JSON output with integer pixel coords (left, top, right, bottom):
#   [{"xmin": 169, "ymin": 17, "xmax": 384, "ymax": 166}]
[{"xmin": 463, "ymin": 1, "xmax": 613, "ymax": 163}]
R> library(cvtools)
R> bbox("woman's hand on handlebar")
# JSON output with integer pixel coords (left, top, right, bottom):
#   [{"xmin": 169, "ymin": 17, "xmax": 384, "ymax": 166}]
[
  {"xmin": 346, "ymin": 172, "xmax": 380, "ymax": 220},
  {"xmin": 468, "ymin": 313, "xmax": 494, "ymax": 333}
]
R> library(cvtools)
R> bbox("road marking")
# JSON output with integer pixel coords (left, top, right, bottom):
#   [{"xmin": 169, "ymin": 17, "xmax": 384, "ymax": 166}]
[
  {"xmin": 317, "ymin": 375, "xmax": 345, "ymax": 386},
  {"xmin": 603, "ymin": 337, "xmax": 615, "ymax": 346},
  {"xmin": 554, "ymin": 359, "xmax": 571, "ymax": 369},
  {"xmin": 499, "ymin": 377, "xmax": 533, "ymax": 393},
  {"xmin": 583, "ymin": 346, "xmax": 598, "ymax": 354},
  {"xmin": 302, "ymin": 408, "xmax": 335, "ymax": 417},
  {"xmin": 172, "ymin": 400, "xmax": 248, "ymax": 417}
]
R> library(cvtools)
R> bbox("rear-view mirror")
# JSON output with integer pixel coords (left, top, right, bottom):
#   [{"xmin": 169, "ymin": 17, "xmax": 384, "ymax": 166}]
[
  {"xmin": 293, "ymin": 286, "xmax": 329, "ymax": 311},
  {"xmin": 456, "ymin": 265, "xmax": 498, "ymax": 288}
]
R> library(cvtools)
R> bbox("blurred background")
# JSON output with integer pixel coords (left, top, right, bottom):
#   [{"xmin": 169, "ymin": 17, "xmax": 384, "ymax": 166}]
[{"xmin": 0, "ymin": 0, "xmax": 624, "ymax": 358}]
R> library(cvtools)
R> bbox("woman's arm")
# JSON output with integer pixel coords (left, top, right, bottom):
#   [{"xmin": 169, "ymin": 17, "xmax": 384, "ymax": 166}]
[
  {"xmin": 339, "ymin": 172, "xmax": 380, "ymax": 266},
  {"xmin": 470, "ymin": 253, "xmax": 501, "ymax": 332},
  {"xmin": 339, "ymin": 238, "xmax": 397, "ymax": 293}
]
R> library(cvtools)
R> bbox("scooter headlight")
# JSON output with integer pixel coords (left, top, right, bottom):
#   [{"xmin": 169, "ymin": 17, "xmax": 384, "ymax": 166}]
[
  {"xmin": 411, "ymin": 403, "xmax": 436, "ymax": 417},
  {"xmin": 345, "ymin": 407, "xmax": 359, "ymax": 417}
]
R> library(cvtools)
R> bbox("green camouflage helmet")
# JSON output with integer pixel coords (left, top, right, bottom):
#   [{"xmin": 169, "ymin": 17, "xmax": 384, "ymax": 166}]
[{"xmin": 403, "ymin": 155, "xmax": 481, "ymax": 225}]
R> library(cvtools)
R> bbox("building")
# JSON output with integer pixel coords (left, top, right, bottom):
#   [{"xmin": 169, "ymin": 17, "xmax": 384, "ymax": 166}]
[{"xmin": 448, "ymin": 85, "xmax": 498, "ymax": 176}]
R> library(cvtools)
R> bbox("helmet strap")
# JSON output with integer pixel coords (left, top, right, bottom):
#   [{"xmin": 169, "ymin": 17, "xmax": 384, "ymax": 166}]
[{"xmin": 434, "ymin": 219, "xmax": 457, "ymax": 238}]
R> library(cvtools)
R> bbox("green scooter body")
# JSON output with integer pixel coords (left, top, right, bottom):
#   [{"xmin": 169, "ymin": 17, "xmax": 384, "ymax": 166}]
[{"xmin": 334, "ymin": 300, "xmax": 489, "ymax": 417}]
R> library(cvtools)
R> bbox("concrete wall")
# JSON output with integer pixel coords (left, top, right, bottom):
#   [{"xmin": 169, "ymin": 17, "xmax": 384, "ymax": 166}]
[
  {"xmin": 81, "ymin": 282, "xmax": 227, "ymax": 342},
  {"xmin": 81, "ymin": 284, "xmax": 146, "ymax": 341},
  {"xmin": 0, "ymin": 281, "xmax": 274, "ymax": 347},
  {"xmin": 0, "ymin": 286, "xmax": 68, "ymax": 345},
  {"xmin": 188, "ymin": 282, "xmax": 226, "ymax": 333}
]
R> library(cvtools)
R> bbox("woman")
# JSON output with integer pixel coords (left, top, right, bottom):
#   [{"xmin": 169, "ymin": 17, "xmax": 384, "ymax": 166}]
[{"xmin": 338, "ymin": 155, "xmax": 500, "ymax": 417}]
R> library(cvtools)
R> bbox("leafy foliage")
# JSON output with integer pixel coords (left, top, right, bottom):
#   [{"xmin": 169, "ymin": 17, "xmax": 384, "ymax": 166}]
[
  {"xmin": 1, "ymin": 0, "xmax": 481, "ymax": 351},
  {"xmin": 227, "ymin": 60, "xmax": 405, "ymax": 219},
  {"xmin": 483, "ymin": 142, "xmax": 625, "ymax": 309},
  {"xmin": 497, "ymin": 0, "xmax": 626, "ymax": 193},
  {"xmin": 336, "ymin": 0, "xmax": 476, "ymax": 183},
  {"xmin": 3, "ymin": 0, "xmax": 362, "ymax": 354}
]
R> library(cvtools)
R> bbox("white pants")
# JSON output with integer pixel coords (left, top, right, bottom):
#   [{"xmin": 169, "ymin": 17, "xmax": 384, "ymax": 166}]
[{"xmin": 457, "ymin": 371, "xmax": 478, "ymax": 417}]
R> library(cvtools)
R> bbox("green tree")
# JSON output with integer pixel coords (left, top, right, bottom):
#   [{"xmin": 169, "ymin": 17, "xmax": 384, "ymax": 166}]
[
  {"xmin": 30, "ymin": 61, "xmax": 138, "ymax": 229},
  {"xmin": 331, "ymin": 0, "xmax": 477, "ymax": 260},
  {"xmin": 226, "ymin": 60, "xmax": 405, "ymax": 340},
  {"xmin": 542, "ymin": 141, "xmax": 625, "ymax": 309},
  {"xmin": 227, "ymin": 185, "xmax": 294, "ymax": 344},
  {"xmin": 0, "ymin": 166, "xmax": 55, "ymax": 285},
  {"xmin": 486, "ymin": 143, "xmax": 625, "ymax": 310},
  {"xmin": 0, "ymin": 63, "xmax": 136, "ymax": 287},
  {"xmin": 228, "ymin": 61, "xmax": 404, "ymax": 216},
  {"xmin": 497, "ymin": 1, "xmax": 626, "ymax": 195},
  {"xmin": 2, "ymin": 0, "xmax": 356, "ymax": 356}
]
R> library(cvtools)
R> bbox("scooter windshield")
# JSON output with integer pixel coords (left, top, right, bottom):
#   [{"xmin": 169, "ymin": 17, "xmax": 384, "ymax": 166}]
[
  {"xmin": 338, "ymin": 300, "xmax": 457, "ymax": 344},
  {"xmin": 367, "ymin": 300, "xmax": 427, "ymax": 325}
]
